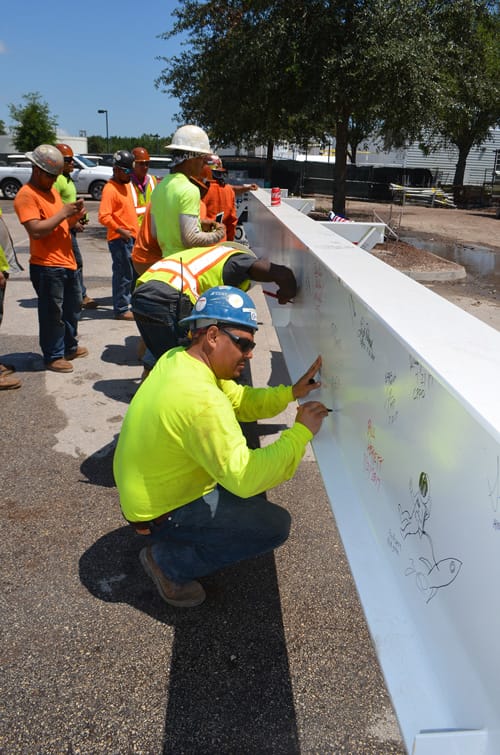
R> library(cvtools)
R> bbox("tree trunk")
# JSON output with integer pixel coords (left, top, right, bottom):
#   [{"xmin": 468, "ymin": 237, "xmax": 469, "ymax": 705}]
[
  {"xmin": 333, "ymin": 117, "xmax": 349, "ymax": 215},
  {"xmin": 452, "ymin": 144, "xmax": 471, "ymax": 206},
  {"xmin": 265, "ymin": 139, "xmax": 274, "ymax": 186}
]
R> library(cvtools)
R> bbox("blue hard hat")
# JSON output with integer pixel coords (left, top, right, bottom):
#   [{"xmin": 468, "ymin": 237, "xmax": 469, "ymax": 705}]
[{"xmin": 179, "ymin": 286, "xmax": 259, "ymax": 331}]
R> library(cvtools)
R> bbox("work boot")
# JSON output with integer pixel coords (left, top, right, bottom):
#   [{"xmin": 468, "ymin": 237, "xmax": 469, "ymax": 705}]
[
  {"xmin": 139, "ymin": 547, "xmax": 206, "ymax": 608},
  {"xmin": 0, "ymin": 374, "xmax": 21, "ymax": 390},
  {"xmin": 114, "ymin": 311, "xmax": 134, "ymax": 321},
  {"xmin": 82, "ymin": 295, "xmax": 97, "ymax": 309},
  {"xmin": 46, "ymin": 358, "xmax": 73, "ymax": 373},
  {"xmin": 65, "ymin": 346, "xmax": 89, "ymax": 360},
  {"xmin": 0, "ymin": 363, "xmax": 15, "ymax": 376}
]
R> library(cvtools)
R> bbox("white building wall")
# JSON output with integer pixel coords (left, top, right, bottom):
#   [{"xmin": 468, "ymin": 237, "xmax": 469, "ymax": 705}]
[
  {"xmin": 0, "ymin": 133, "xmax": 88, "ymax": 155},
  {"xmin": 351, "ymin": 129, "xmax": 500, "ymax": 186}
]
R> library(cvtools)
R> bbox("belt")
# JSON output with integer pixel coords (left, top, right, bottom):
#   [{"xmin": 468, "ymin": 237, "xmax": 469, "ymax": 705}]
[{"xmin": 127, "ymin": 510, "xmax": 171, "ymax": 536}]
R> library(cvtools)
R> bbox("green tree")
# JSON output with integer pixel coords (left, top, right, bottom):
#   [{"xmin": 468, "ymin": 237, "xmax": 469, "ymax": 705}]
[
  {"xmin": 302, "ymin": 0, "xmax": 446, "ymax": 213},
  {"xmin": 156, "ymin": 1, "xmax": 321, "ymax": 183},
  {"xmin": 87, "ymin": 134, "xmax": 169, "ymax": 155},
  {"xmin": 156, "ymin": 0, "xmax": 443, "ymax": 213},
  {"xmin": 421, "ymin": 0, "xmax": 500, "ymax": 203},
  {"xmin": 0, "ymin": 119, "xmax": 6, "ymax": 136},
  {"xmin": 8, "ymin": 92, "xmax": 57, "ymax": 152}
]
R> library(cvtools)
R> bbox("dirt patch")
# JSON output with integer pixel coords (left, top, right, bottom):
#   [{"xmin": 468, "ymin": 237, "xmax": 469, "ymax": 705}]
[
  {"xmin": 348, "ymin": 200, "xmax": 500, "ymax": 251},
  {"xmin": 310, "ymin": 198, "xmax": 500, "ymax": 330},
  {"xmin": 370, "ymin": 239, "xmax": 465, "ymax": 277},
  {"xmin": 308, "ymin": 206, "xmax": 467, "ymax": 278}
]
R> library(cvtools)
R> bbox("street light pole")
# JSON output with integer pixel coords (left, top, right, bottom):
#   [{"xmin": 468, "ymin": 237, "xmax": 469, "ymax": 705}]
[
  {"xmin": 97, "ymin": 109, "xmax": 109, "ymax": 153},
  {"xmin": 152, "ymin": 133, "xmax": 160, "ymax": 154}
]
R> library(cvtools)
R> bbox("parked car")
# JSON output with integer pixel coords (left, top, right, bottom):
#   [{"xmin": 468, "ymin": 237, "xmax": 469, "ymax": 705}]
[
  {"xmin": 82, "ymin": 154, "xmax": 172, "ymax": 179},
  {"xmin": 0, "ymin": 154, "xmax": 113, "ymax": 200}
]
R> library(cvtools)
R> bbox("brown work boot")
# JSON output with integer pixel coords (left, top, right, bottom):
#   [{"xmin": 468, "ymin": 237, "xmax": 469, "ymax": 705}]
[
  {"xmin": 0, "ymin": 363, "xmax": 15, "ymax": 376},
  {"xmin": 82, "ymin": 295, "xmax": 98, "ymax": 309},
  {"xmin": 114, "ymin": 311, "xmax": 134, "ymax": 321},
  {"xmin": 0, "ymin": 374, "xmax": 21, "ymax": 390},
  {"xmin": 65, "ymin": 346, "xmax": 89, "ymax": 360},
  {"xmin": 139, "ymin": 547, "xmax": 206, "ymax": 608},
  {"xmin": 46, "ymin": 358, "xmax": 73, "ymax": 373}
]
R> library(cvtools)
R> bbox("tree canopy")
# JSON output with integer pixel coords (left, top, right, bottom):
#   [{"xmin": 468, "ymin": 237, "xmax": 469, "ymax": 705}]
[
  {"xmin": 8, "ymin": 92, "xmax": 57, "ymax": 152},
  {"xmin": 421, "ymin": 0, "xmax": 500, "ymax": 201},
  {"xmin": 86, "ymin": 133, "xmax": 172, "ymax": 155},
  {"xmin": 156, "ymin": 0, "xmax": 500, "ymax": 212}
]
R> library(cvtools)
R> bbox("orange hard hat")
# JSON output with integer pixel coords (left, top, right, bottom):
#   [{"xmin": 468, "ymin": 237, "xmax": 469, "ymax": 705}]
[
  {"xmin": 206, "ymin": 154, "xmax": 226, "ymax": 172},
  {"xmin": 132, "ymin": 146, "xmax": 150, "ymax": 161},
  {"xmin": 55, "ymin": 143, "xmax": 74, "ymax": 158}
]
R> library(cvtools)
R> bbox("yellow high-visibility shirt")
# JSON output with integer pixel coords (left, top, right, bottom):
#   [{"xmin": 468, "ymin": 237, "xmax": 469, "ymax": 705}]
[{"xmin": 113, "ymin": 347, "xmax": 312, "ymax": 522}]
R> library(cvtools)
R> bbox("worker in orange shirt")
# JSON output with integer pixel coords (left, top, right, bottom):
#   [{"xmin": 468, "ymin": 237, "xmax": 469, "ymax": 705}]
[
  {"xmin": 98, "ymin": 150, "xmax": 139, "ymax": 320},
  {"xmin": 201, "ymin": 156, "xmax": 238, "ymax": 241}
]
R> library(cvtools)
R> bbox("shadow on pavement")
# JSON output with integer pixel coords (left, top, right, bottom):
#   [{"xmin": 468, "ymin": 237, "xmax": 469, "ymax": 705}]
[
  {"xmin": 15, "ymin": 296, "xmax": 37, "ymax": 308},
  {"xmin": 79, "ymin": 527, "xmax": 300, "ymax": 754},
  {"xmin": 0, "ymin": 349, "xmax": 44, "ymax": 371},
  {"xmin": 101, "ymin": 335, "xmax": 143, "ymax": 365},
  {"xmin": 80, "ymin": 436, "xmax": 118, "ymax": 487},
  {"xmin": 93, "ymin": 377, "xmax": 140, "ymax": 405}
]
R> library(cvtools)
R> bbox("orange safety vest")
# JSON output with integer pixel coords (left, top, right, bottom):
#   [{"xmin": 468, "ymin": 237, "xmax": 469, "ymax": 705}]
[{"xmin": 129, "ymin": 175, "xmax": 157, "ymax": 224}]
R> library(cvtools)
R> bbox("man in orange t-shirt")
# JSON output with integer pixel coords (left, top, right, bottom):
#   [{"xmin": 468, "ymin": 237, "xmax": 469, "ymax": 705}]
[
  {"xmin": 98, "ymin": 150, "xmax": 139, "ymax": 320},
  {"xmin": 201, "ymin": 156, "xmax": 238, "ymax": 241},
  {"xmin": 14, "ymin": 144, "xmax": 89, "ymax": 373}
]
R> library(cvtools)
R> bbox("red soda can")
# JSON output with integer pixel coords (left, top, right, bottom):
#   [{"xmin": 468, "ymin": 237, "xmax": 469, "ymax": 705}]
[{"xmin": 271, "ymin": 187, "xmax": 281, "ymax": 206}]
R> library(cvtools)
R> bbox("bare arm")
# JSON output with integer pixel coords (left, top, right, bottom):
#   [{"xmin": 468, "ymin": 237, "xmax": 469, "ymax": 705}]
[
  {"xmin": 231, "ymin": 183, "xmax": 258, "ymax": 196},
  {"xmin": 23, "ymin": 199, "xmax": 85, "ymax": 239},
  {"xmin": 248, "ymin": 259, "xmax": 297, "ymax": 304}
]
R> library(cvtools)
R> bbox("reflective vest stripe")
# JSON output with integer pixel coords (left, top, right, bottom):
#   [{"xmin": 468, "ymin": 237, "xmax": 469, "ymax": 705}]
[
  {"xmin": 145, "ymin": 244, "xmax": 243, "ymax": 301},
  {"xmin": 148, "ymin": 259, "xmax": 200, "ymax": 300},
  {"xmin": 130, "ymin": 175, "xmax": 156, "ymax": 209},
  {"xmin": 187, "ymin": 245, "xmax": 239, "ymax": 275}
]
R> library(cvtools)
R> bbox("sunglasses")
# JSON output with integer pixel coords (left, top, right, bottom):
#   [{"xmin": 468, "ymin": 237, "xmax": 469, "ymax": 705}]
[
  {"xmin": 63, "ymin": 157, "xmax": 74, "ymax": 163},
  {"xmin": 218, "ymin": 327, "xmax": 256, "ymax": 354},
  {"xmin": 117, "ymin": 166, "xmax": 132, "ymax": 174}
]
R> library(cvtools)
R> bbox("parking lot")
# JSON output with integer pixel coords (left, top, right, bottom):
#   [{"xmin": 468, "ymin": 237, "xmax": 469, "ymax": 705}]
[{"xmin": 0, "ymin": 198, "xmax": 405, "ymax": 754}]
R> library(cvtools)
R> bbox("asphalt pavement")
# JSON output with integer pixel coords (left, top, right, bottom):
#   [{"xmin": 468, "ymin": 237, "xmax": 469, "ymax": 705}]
[{"xmin": 0, "ymin": 197, "xmax": 405, "ymax": 754}]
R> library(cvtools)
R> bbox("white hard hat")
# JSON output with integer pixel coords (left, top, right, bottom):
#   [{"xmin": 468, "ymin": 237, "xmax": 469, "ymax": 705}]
[
  {"xmin": 165, "ymin": 125, "xmax": 212, "ymax": 156},
  {"xmin": 25, "ymin": 144, "xmax": 64, "ymax": 176}
]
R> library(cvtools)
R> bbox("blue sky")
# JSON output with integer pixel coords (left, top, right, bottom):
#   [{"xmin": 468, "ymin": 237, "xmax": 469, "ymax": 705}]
[{"xmin": 0, "ymin": 0, "xmax": 187, "ymax": 143}]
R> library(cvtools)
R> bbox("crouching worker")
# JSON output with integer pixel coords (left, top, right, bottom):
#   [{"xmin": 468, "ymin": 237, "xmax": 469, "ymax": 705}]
[
  {"xmin": 113, "ymin": 286, "xmax": 329, "ymax": 608},
  {"xmin": 131, "ymin": 240, "xmax": 297, "ymax": 372}
]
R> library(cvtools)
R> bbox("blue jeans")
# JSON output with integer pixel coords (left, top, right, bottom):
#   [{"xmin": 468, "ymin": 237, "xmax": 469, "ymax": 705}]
[
  {"xmin": 145, "ymin": 487, "xmax": 291, "ymax": 583},
  {"xmin": 132, "ymin": 280, "xmax": 192, "ymax": 363},
  {"xmin": 71, "ymin": 228, "xmax": 87, "ymax": 299},
  {"xmin": 30, "ymin": 264, "xmax": 82, "ymax": 363},
  {"xmin": 108, "ymin": 237, "xmax": 135, "ymax": 315}
]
